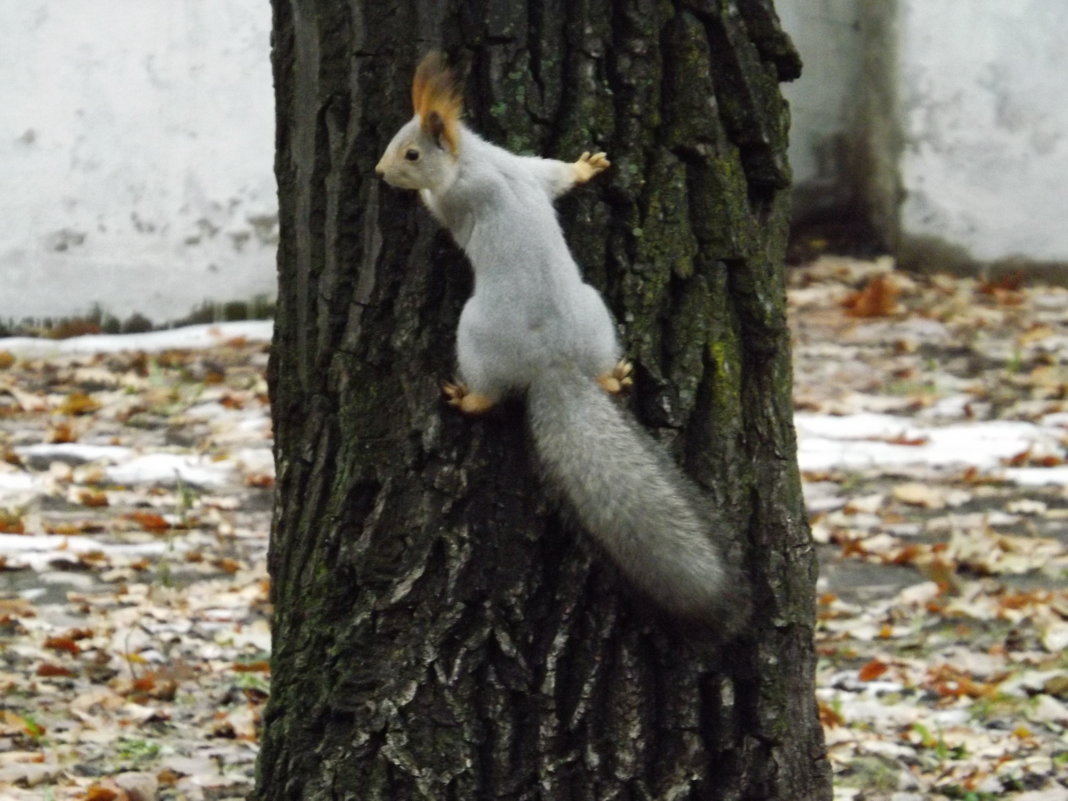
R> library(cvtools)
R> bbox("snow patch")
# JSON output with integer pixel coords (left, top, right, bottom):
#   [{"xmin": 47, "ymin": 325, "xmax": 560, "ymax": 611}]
[
  {"xmin": 0, "ymin": 321, "xmax": 273, "ymax": 357},
  {"xmin": 105, "ymin": 453, "xmax": 235, "ymax": 490},
  {"xmin": 795, "ymin": 412, "xmax": 1065, "ymax": 485}
]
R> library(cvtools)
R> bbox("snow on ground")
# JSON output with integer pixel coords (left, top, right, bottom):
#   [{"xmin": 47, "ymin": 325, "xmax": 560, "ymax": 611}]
[
  {"xmin": 0, "ymin": 320, "xmax": 273, "ymax": 357},
  {"xmin": 796, "ymin": 412, "xmax": 1065, "ymax": 476}
]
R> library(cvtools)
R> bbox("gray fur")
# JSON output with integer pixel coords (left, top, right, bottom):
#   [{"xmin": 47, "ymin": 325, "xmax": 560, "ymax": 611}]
[
  {"xmin": 528, "ymin": 362, "xmax": 741, "ymax": 623},
  {"xmin": 377, "ymin": 116, "xmax": 746, "ymax": 627}
]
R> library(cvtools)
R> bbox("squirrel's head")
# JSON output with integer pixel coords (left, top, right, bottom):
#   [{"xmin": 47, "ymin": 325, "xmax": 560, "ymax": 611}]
[{"xmin": 375, "ymin": 51, "xmax": 462, "ymax": 191}]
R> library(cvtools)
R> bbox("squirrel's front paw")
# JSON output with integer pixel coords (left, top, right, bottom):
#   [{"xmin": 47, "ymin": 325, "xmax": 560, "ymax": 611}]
[
  {"xmin": 442, "ymin": 382, "xmax": 497, "ymax": 415},
  {"xmin": 573, "ymin": 151, "xmax": 611, "ymax": 184},
  {"xmin": 597, "ymin": 360, "xmax": 634, "ymax": 396}
]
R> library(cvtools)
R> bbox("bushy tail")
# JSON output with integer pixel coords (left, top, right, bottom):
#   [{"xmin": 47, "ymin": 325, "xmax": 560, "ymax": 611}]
[{"xmin": 527, "ymin": 363, "xmax": 749, "ymax": 630}]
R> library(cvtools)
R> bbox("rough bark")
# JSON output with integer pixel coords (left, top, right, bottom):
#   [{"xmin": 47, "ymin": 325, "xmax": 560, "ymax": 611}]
[{"xmin": 257, "ymin": 1, "xmax": 828, "ymax": 799}]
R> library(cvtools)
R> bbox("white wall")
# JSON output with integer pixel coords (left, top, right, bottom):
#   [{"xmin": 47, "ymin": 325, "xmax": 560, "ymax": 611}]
[
  {"xmin": 899, "ymin": 0, "xmax": 1068, "ymax": 263},
  {"xmin": 0, "ymin": 1, "xmax": 276, "ymax": 323},
  {"xmin": 776, "ymin": 0, "xmax": 864, "ymax": 205},
  {"xmin": 780, "ymin": 0, "xmax": 1068, "ymax": 267}
]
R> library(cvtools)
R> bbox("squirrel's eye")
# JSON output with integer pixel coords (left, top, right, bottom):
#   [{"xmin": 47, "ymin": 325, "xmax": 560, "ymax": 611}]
[{"xmin": 404, "ymin": 149, "xmax": 420, "ymax": 162}]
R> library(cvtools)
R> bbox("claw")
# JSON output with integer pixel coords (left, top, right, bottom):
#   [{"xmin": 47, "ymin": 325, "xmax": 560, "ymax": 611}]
[
  {"xmin": 442, "ymin": 381, "xmax": 496, "ymax": 415},
  {"xmin": 598, "ymin": 360, "xmax": 634, "ymax": 395},
  {"xmin": 442, "ymin": 381, "xmax": 466, "ymax": 405}
]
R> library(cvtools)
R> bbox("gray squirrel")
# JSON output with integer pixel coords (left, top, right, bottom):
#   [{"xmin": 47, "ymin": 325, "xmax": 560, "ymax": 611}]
[{"xmin": 375, "ymin": 52, "xmax": 748, "ymax": 630}]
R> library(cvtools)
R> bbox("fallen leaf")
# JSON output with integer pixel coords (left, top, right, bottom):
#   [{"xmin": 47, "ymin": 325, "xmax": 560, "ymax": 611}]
[
  {"xmin": 124, "ymin": 512, "xmax": 170, "ymax": 532},
  {"xmin": 232, "ymin": 660, "xmax": 270, "ymax": 673},
  {"xmin": 83, "ymin": 783, "xmax": 121, "ymax": 801},
  {"xmin": 885, "ymin": 433, "xmax": 929, "ymax": 446},
  {"xmin": 78, "ymin": 489, "xmax": 110, "ymax": 508},
  {"xmin": 858, "ymin": 659, "xmax": 889, "ymax": 681},
  {"xmin": 1018, "ymin": 323, "xmax": 1054, "ymax": 346},
  {"xmin": 57, "ymin": 391, "xmax": 101, "ymax": 416},
  {"xmin": 48, "ymin": 421, "xmax": 78, "ymax": 444},
  {"xmin": 2, "ymin": 710, "xmax": 46, "ymax": 738},
  {"xmin": 114, "ymin": 771, "xmax": 157, "ymax": 801},
  {"xmin": 892, "ymin": 482, "xmax": 948, "ymax": 509},
  {"xmin": 43, "ymin": 636, "xmax": 81, "ymax": 656},
  {"xmin": 818, "ymin": 699, "xmax": 845, "ymax": 727},
  {"xmin": 843, "ymin": 274, "xmax": 900, "ymax": 318},
  {"xmin": 214, "ymin": 557, "xmax": 241, "ymax": 574},
  {"xmin": 0, "ymin": 510, "xmax": 25, "ymax": 534},
  {"xmin": 36, "ymin": 662, "xmax": 77, "ymax": 678}
]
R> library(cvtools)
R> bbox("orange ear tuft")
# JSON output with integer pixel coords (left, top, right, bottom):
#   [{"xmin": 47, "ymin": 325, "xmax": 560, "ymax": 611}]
[{"xmin": 411, "ymin": 51, "xmax": 462, "ymax": 155}]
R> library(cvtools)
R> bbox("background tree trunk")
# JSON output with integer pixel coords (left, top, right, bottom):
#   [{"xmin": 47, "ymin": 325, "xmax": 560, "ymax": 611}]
[{"xmin": 257, "ymin": 1, "xmax": 829, "ymax": 799}]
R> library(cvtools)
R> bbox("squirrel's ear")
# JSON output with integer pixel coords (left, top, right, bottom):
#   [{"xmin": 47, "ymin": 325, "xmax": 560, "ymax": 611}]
[
  {"xmin": 426, "ymin": 111, "xmax": 447, "ymax": 149},
  {"xmin": 413, "ymin": 50, "xmax": 461, "ymax": 155}
]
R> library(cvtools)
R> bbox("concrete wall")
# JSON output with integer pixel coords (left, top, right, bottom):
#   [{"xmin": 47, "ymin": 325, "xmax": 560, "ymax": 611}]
[
  {"xmin": 898, "ymin": 0, "xmax": 1068, "ymax": 266},
  {"xmin": 776, "ymin": 1, "xmax": 865, "ymax": 218},
  {"xmin": 780, "ymin": 0, "xmax": 1068, "ymax": 270},
  {"xmin": 0, "ymin": 1, "xmax": 276, "ymax": 324}
]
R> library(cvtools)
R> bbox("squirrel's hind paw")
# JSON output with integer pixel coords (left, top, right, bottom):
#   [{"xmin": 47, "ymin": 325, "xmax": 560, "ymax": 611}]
[
  {"xmin": 597, "ymin": 360, "xmax": 634, "ymax": 396},
  {"xmin": 442, "ymin": 382, "xmax": 497, "ymax": 415},
  {"xmin": 573, "ymin": 151, "xmax": 611, "ymax": 184}
]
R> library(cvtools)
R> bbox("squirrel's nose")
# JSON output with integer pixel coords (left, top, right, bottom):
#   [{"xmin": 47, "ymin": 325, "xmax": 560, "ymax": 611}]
[{"xmin": 374, "ymin": 158, "xmax": 386, "ymax": 177}]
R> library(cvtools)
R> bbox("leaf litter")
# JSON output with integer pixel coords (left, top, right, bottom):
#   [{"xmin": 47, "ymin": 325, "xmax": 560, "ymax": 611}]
[
  {"xmin": 0, "ymin": 323, "xmax": 272, "ymax": 800},
  {"xmin": 793, "ymin": 257, "xmax": 1068, "ymax": 801},
  {"xmin": 4, "ymin": 265, "xmax": 1068, "ymax": 799}
]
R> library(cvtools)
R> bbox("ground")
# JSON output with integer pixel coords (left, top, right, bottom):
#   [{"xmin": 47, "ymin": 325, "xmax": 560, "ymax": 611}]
[
  {"xmin": 0, "ymin": 261, "xmax": 1066, "ymax": 800},
  {"xmin": 793, "ymin": 258, "xmax": 1068, "ymax": 801},
  {"xmin": 0, "ymin": 324, "xmax": 273, "ymax": 800}
]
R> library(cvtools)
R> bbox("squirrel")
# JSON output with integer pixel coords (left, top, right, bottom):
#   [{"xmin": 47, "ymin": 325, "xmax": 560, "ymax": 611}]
[{"xmin": 375, "ymin": 52, "xmax": 749, "ymax": 630}]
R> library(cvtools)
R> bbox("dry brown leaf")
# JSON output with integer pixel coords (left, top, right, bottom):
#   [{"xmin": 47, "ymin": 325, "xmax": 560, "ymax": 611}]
[
  {"xmin": 818, "ymin": 699, "xmax": 845, "ymax": 728},
  {"xmin": 57, "ymin": 391, "xmax": 101, "ymax": 416},
  {"xmin": 48, "ymin": 421, "xmax": 78, "ymax": 443},
  {"xmin": 843, "ymin": 274, "xmax": 900, "ymax": 317},
  {"xmin": 858, "ymin": 659, "xmax": 889, "ymax": 681},
  {"xmin": 43, "ymin": 636, "xmax": 81, "ymax": 656},
  {"xmin": 1, "ymin": 710, "xmax": 46, "ymax": 738},
  {"xmin": 78, "ymin": 489, "xmax": 110, "ymax": 508},
  {"xmin": 1018, "ymin": 323, "xmax": 1055, "ymax": 346},
  {"xmin": 0, "ymin": 510, "xmax": 24, "ymax": 534},
  {"xmin": 36, "ymin": 662, "xmax": 77, "ymax": 678},
  {"xmin": 0, "ymin": 383, "xmax": 47, "ymax": 411},
  {"xmin": 83, "ymin": 783, "xmax": 122, "ymax": 801},
  {"xmin": 125, "ymin": 512, "xmax": 170, "ymax": 532},
  {"xmin": 232, "ymin": 660, "xmax": 270, "ymax": 673},
  {"xmin": 0, "ymin": 598, "xmax": 36, "ymax": 617}
]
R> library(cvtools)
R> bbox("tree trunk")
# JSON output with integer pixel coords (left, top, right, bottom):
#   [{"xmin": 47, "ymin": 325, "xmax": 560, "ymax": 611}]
[{"xmin": 257, "ymin": 2, "xmax": 829, "ymax": 799}]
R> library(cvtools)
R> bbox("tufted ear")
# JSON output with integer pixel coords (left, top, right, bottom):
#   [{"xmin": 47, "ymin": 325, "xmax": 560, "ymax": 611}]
[
  {"xmin": 426, "ymin": 110, "xmax": 448, "ymax": 149},
  {"xmin": 411, "ymin": 51, "xmax": 462, "ymax": 155}
]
